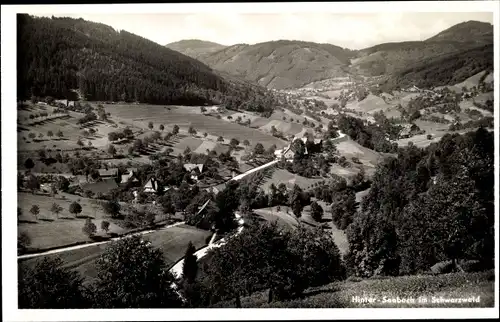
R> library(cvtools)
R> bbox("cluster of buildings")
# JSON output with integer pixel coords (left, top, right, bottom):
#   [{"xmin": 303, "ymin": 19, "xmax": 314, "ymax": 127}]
[{"xmin": 274, "ymin": 136, "xmax": 323, "ymax": 161}]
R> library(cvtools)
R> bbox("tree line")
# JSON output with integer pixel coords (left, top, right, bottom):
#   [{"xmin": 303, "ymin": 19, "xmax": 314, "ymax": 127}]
[{"xmin": 345, "ymin": 127, "xmax": 494, "ymax": 277}]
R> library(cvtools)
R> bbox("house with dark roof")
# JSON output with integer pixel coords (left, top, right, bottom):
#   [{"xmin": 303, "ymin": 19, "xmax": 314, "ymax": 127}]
[{"xmin": 80, "ymin": 178, "xmax": 119, "ymax": 196}]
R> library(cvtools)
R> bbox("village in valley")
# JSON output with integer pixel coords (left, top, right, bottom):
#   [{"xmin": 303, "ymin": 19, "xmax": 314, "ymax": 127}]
[{"xmin": 13, "ymin": 10, "xmax": 496, "ymax": 311}]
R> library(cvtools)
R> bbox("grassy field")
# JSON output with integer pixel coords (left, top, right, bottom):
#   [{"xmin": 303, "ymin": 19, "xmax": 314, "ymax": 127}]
[
  {"xmin": 18, "ymin": 104, "xmax": 121, "ymax": 152},
  {"xmin": 347, "ymin": 94, "xmax": 391, "ymax": 114},
  {"xmin": 259, "ymin": 119, "xmax": 303, "ymax": 136},
  {"xmin": 252, "ymin": 207, "xmax": 299, "ymax": 231},
  {"xmin": 103, "ymin": 104, "xmax": 287, "ymax": 149},
  {"xmin": 221, "ymin": 108, "xmax": 321, "ymax": 140},
  {"xmin": 17, "ymin": 192, "xmax": 177, "ymax": 251},
  {"xmin": 253, "ymin": 201, "xmax": 349, "ymax": 257},
  {"xmin": 211, "ymin": 270, "xmax": 495, "ymax": 308},
  {"xmin": 18, "ymin": 192, "xmax": 123, "ymax": 250},
  {"xmin": 334, "ymin": 137, "xmax": 383, "ymax": 178},
  {"xmin": 19, "ymin": 224, "xmax": 211, "ymax": 284},
  {"xmin": 260, "ymin": 169, "xmax": 324, "ymax": 193}
]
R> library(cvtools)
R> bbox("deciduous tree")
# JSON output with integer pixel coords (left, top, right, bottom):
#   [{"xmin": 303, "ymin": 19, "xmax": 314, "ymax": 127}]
[{"xmin": 92, "ymin": 235, "xmax": 181, "ymax": 308}]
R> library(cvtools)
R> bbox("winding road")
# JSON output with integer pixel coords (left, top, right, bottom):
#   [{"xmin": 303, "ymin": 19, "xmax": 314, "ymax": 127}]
[{"xmin": 169, "ymin": 213, "xmax": 245, "ymax": 278}]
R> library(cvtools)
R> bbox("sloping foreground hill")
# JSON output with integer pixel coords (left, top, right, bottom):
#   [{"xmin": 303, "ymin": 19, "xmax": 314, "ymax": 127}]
[
  {"xmin": 166, "ymin": 39, "xmax": 227, "ymax": 60},
  {"xmin": 380, "ymin": 44, "xmax": 493, "ymax": 91},
  {"xmin": 210, "ymin": 270, "xmax": 494, "ymax": 308},
  {"xmin": 188, "ymin": 40, "xmax": 356, "ymax": 90},
  {"xmin": 17, "ymin": 15, "xmax": 278, "ymax": 113}
]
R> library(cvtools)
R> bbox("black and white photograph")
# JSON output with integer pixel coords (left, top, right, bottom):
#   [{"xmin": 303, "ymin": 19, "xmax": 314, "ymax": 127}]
[{"xmin": 2, "ymin": 1, "xmax": 499, "ymax": 320}]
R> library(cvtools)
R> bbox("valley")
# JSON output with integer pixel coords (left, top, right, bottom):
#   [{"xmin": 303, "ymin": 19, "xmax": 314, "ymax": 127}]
[{"xmin": 14, "ymin": 13, "xmax": 495, "ymax": 311}]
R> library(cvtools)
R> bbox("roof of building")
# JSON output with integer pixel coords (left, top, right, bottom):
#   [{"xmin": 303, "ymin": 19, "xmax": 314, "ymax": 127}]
[
  {"xmin": 183, "ymin": 163, "xmax": 204, "ymax": 173},
  {"xmin": 98, "ymin": 168, "xmax": 118, "ymax": 177}
]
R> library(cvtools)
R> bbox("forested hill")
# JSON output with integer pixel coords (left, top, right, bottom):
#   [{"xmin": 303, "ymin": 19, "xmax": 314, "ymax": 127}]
[
  {"xmin": 379, "ymin": 43, "xmax": 493, "ymax": 91},
  {"xmin": 425, "ymin": 20, "xmax": 493, "ymax": 44},
  {"xmin": 17, "ymin": 15, "xmax": 279, "ymax": 113}
]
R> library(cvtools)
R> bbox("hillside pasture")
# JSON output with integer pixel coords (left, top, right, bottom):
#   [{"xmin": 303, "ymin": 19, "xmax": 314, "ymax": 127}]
[
  {"xmin": 17, "ymin": 192, "xmax": 178, "ymax": 251},
  {"xmin": 193, "ymin": 140, "xmax": 230, "ymax": 155},
  {"xmin": 335, "ymin": 138, "xmax": 383, "ymax": 168},
  {"xmin": 18, "ymin": 192, "xmax": 124, "ymax": 250},
  {"xmin": 354, "ymin": 94, "xmax": 391, "ymax": 113},
  {"xmin": 18, "ymin": 106, "xmax": 120, "ymax": 152},
  {"xmin": 103, "ymin": 104, "xmax": 287, "ymax": 148},
  {"xmin": 259, "ymin": 119, "xmax": 303, "ymax": 136}
]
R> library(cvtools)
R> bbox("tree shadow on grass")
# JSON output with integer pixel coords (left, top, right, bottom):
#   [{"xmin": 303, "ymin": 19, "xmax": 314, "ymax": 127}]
[
  {"xmin": 89, "ymin": 235, "xmax": 111, "ymax": 242},
  {"xmin": 59, "ymin": 216, "xmax": 76, "ymax": 220},
  {"xmin": 75, "ymin": 215, "xmax": 95, "ymax": 219},
  {"xmin": 18, "ymin": 219, "xmax": 39, "ymax": 224}
]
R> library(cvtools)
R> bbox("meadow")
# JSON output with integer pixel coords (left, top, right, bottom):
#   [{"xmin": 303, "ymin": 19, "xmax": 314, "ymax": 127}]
[
  {"xmin": 19, "ymin": 224, "xmax": 212, "ymax": 285},
  {"xmin": 103, "ymin": 104, "xmax": 288, "ymax": 149}
]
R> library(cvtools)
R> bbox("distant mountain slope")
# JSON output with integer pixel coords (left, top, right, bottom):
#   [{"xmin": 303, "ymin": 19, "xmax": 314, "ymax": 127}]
[
  {"xmin": 351, "ymin": 20, "xmax": 493, "ymax": 77},
  {"xmin": 379, "ymin": 44, "xmax": 493, "ymax": 91},
  {"xmin": 351, "ymin": 40, "xmax": 484, "ymax": 76},
  {"xmin": 17, "ymin": 15, "xmax": 279, "ymax": 114},
  {"xmin": 166, "ymin": 39, "xmax": 227, "ymax": 60},
  {"xmin": 425, "ymin": 20, "xmax": 493, "ymax": 44},
  {"xmin": 187, "ymin": 40, "xmax": 356, "ymax": 90}
]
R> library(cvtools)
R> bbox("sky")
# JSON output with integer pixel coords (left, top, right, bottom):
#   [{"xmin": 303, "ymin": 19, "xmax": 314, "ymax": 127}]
[{"xmin": 33, "ymin": 11, "xmax": 493, "ymax": 50}]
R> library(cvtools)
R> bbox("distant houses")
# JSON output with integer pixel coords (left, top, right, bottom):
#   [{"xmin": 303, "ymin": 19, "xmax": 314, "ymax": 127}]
[{"xmin": 275, "ymin": 136, "xmax": 323, "ymax": 160}]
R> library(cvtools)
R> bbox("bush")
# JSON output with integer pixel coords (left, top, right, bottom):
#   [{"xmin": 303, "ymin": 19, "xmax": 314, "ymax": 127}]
[
  {"xmin": 82, "ymin": 218, "xmax": 97, "ymax": 237},
  {"xmin": 103, "ymin": 200, "xmax": 121, "ymax": 218},
  {"xmin": 69, "ymin": 201, "xmax": 82, "ymax": 217}
]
